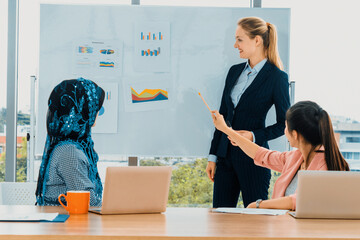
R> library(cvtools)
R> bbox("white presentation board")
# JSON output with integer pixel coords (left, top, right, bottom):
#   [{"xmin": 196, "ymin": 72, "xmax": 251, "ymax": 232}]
[{"xmin": 37, "ymin": 4, "xmax": 290, "ymax": 157}]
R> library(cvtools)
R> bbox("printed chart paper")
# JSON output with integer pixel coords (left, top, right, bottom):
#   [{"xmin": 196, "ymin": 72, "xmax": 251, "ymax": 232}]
[
  {"xmin": 93, "ymin": 82, "xmax": 118, "ymax": 133},
  {"xmin": 133, "ymin": 22, "xmax": 171, "ymax": 72},
  {"xmin": 123, "ymin": 77, "xmax": 172, "ymax": 112},
  {"xmin": 73, "ymin": 40, "xmax": 123, "ymax": 78}
]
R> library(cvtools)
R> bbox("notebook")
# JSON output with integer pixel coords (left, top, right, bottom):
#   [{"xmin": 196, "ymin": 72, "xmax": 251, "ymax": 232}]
[
  {"xmin": 89, "ymin": 166, "xmax": 172, "ymax": 215},
  {"xmin": 288, "ymin": 170, "xmax": 360, "ymax": 219}
]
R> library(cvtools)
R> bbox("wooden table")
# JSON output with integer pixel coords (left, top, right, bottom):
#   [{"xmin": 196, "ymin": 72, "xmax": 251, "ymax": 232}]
[{"xmin": 0, "ymin": 205, "xmax": 359, "ymax": 239}]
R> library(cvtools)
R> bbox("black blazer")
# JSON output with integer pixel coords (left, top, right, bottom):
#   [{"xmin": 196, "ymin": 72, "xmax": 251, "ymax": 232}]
[{"xmin": 209, "ymin": 61, "xmax": 290, "ymax": 158}]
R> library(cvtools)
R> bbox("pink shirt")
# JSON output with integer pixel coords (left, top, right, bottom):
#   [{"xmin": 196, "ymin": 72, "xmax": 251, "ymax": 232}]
[{"xmin": 254, "ymin": 147, "xmax": 327, "ymax": 210}]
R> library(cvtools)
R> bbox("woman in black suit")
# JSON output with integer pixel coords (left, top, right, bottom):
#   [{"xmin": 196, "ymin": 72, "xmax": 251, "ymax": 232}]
[{"xmin": 206, "ymin": 17, "xmax": 290, "ymax": 208}]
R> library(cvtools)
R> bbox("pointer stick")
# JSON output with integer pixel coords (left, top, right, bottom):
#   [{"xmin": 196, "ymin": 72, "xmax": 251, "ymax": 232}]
[{"xmin": 198, "ymin": 92, "xmax": 212, "ymax": 114}]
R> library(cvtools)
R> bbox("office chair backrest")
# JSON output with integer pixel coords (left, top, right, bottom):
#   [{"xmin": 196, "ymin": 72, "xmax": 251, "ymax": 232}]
[{"xmin": 0, "ymin": 182, "xmax": 37, "ymax": 205}]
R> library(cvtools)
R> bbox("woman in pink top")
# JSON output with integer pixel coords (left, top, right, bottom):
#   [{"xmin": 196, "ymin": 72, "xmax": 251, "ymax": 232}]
[{"xmin": 211, "ymin": 101, "xmax": 349, "ymax": 210}]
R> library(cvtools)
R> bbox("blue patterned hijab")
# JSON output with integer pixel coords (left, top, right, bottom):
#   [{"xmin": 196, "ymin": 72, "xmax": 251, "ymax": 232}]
[{"xmin": 36, "ymin": 78, "xmax": 105, "ymax": 205}]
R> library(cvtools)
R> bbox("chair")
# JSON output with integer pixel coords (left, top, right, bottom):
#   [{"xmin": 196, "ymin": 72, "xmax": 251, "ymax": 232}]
[{"xmin": 0, "ymin": 182, "xmax": 37, "ymax": 205}]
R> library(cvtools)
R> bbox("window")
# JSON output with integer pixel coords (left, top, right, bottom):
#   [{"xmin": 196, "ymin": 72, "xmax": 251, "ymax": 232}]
[
  {"xmin": 342, "ymin": 152, "xmax": 352, "ymax": 160},
  {"xmin": 342, "ymin": 152, "xmax": 360, "ymax": 161},
  {"xmin": 346, "ymin": 137, "xmax": 360, "ymax": 143},
  {"xmin": 0, "ymin": 0, "xmax": 8, "ymax": 182},
  {"xmin": 263, "ymin": 0, "xmax": 360, "ymax": 170},
  {"xmin": 263, "ymin": 0, "xmax": 360, "ymax": 121},
  {"xmin": 17, "ymin": 0, "xmax": 40, "ymax": 182}
]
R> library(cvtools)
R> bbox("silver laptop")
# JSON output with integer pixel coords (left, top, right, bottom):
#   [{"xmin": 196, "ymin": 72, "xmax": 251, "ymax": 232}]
[
  {"xmin": 289, "ymin": 170, "xmax": 360, "ymax": 219},
  {"xmin": 89, "ymin": 166, "xmax": 172, "ymax": 215}
]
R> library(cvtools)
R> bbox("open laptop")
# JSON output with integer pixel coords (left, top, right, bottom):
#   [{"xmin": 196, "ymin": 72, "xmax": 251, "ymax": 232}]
[
  {"xmin": 89, "ymin": 166, "xmax": 172, "ymax": 215},
  {"xmin": 288, "ymin": 170, "xmax": 360, "ymax": 219}
]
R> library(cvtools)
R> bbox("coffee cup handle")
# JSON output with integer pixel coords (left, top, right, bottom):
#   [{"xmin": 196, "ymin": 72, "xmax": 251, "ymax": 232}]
[{"xmin": 58, "ymin": 194, "xmax": 69, "ymax": 211}]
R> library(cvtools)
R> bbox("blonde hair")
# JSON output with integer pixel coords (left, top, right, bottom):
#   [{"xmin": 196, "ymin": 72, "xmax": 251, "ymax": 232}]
[{"xmin": 238, "ymin": 17, "xmax": 283, "ymax": 70}]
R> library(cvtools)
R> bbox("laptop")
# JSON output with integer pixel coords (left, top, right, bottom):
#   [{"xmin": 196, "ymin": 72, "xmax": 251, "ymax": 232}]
[
  {"xmin": 89, "ymin": 166, "xmax": 172, "ymax": 215},
  {"xmin": 288, "ymin": 170, "xmax": 360, "ymax": 219}
]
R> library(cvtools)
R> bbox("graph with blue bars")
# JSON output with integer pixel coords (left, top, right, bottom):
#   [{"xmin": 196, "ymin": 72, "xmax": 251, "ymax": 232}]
[
  {"xmin": 141, "ymin": 32, "xmax": 163, "ymax": 40},
  {"xmin": 141, "ymin": 47, "xmax": 161, "ymax": 56}
]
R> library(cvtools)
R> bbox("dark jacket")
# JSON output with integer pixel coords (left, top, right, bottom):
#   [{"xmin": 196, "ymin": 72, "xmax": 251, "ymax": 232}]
[{"xmin": 209, "ymin": 61, "xmax": 290, "ymax": 158}]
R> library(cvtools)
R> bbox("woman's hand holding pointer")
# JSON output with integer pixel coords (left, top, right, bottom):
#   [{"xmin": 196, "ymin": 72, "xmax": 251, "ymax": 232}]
[
  {"xmin": 211, "ymin": 110, "xmax": 230, "ymax": 133},
  {"xmin": 211, "ymin": 110, "xmax": 259, "ymax": 159}
]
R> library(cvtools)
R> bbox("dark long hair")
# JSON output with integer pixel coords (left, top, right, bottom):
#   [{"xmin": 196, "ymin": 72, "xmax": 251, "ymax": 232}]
[{"xmin": 286, "ymin": 101, "xmax": 349, "ymax": 171}]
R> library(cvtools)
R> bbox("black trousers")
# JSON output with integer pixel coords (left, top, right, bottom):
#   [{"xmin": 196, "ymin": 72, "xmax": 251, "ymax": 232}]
[{"xmin": 212, "ymin": 145, "xmax": 271, "ymax": 208}]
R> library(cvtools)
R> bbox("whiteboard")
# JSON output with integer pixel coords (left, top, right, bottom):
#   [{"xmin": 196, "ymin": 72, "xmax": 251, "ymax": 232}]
[{"xmin": 37, "ymin": 4, "xmax": 290, "ymax": 157}]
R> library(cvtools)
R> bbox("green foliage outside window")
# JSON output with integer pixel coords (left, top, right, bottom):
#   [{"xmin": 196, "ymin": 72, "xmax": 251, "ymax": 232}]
[
  {"xmin": 0, "ymin": 137, "xmax": 28, "ymax": 182},
  {"xmin": 141, "ymin": 158, "xmax": 213, "ymax": 207},
  {"xmin": 141, "ymin": 158, "xmax": 279, "ymax": 207},
  {"xmin": 0, "ymin": 108, "xmax": 30, "ymax": 182}
]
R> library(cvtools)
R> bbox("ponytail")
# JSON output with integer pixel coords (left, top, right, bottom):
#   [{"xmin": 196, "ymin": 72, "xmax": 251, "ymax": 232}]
[
  {"xmin": 238, "ymin": 17, "xmax": 283, "ymax": 70},
  {"xmin": 318, "ymin": 110, "xmax": 350, "ymax": 171},
  {"xmin": 266, "ymin": 23, "xmax": 283, "ymax": 70}
]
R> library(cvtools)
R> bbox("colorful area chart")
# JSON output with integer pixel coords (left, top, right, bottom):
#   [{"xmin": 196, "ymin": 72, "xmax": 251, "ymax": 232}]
[
  {"xmin": 99, "ymin": 62, "xmax": 114, "ymax": 68},
  {"xmin": 131, "ymin": 87, "xmax": 168, "ymax": 103}
]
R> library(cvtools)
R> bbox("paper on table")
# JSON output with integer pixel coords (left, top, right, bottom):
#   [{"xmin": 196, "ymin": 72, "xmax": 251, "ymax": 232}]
[
  {"xmin": 0, "ymin": 213, "xmax": 59, "ymax": 221},
  {"xmin": 213, "ymin": 208, "xmax": 288, "ymax": 216}
]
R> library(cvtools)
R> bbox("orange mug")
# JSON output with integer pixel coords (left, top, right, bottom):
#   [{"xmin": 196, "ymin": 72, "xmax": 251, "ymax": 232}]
[{"xmin": 58, "ymin": 191, "xmax": 90, "ymax": 214}]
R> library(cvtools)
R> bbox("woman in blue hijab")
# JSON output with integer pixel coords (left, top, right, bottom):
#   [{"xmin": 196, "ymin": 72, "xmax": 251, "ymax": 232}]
[{"xmin": 36, "ymin": 78, "xmax": 105, "ymax": 206}]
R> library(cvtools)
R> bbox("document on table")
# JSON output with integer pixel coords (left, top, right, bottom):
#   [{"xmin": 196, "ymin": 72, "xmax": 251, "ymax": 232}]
[
  {"xmin": 0, "ymin": 213, "xmax": 59, "ymax": 222},
  {"xmin": 213, "ymin": 208, "xmax": 289, "ymax": 216}
]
